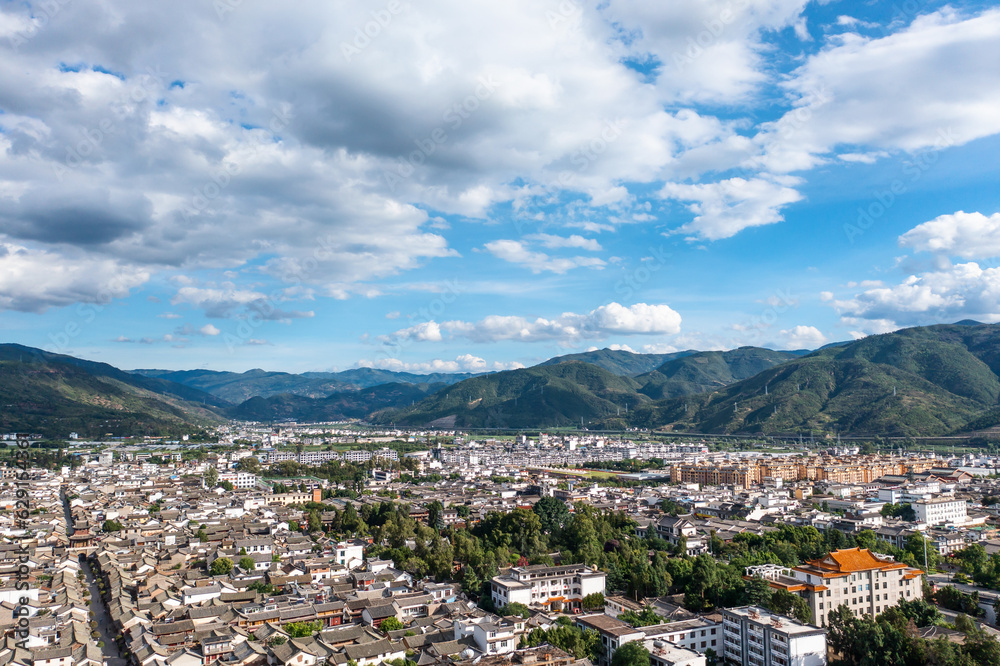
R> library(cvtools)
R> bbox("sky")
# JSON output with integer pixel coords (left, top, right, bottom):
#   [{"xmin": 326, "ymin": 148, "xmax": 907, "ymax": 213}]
[{"xmin": 1, "ymin": 0, "xmax": 1000, "ymax": 374}]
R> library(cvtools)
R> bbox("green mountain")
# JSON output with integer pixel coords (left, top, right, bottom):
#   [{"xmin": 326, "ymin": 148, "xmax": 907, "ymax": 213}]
[
  {"xmin": 537, "ymin": 348, "xmax": 696, "ymax": 376},
  {"xmin": 133, "ymin": 367, "xmax": 478, "ymax": 402},
  {"xmin": 626, "ymin": 323, "xmax": 1000, "ymax": 436},
  {"xmin": 637, "ymin": 347, "xmax": 800, "ymax": 400},
  {"xmin": 372, "ymin": 361, "xmax": 648, "ymax": 428},
  {"xmin": 0, "ymin": 344, "xmax": 226, "ymax": 438},
  {"xmin": 227, "ymin": 382, "xmax": 442, "ymax": 422}
]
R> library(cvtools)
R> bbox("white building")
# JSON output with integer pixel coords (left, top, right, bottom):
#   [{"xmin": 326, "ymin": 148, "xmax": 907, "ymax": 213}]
[
  {"xmin": 335, "ymin": 539, "xmax": 366, "ymax": 569},
  {"xmin": 454, "ymin": 615, "xmax": 526, "ymax": 655},
  {"xmin": 913, "ymin": 497, "xmax": 967, "ymax": 526},
  {"xmin": 722, "ymin": 606, "xmax": 827, "ymax": 666},
  {"xmin": 751, "ymin": 547, "xmax": 925, "ymax": 627},
  {"xmin": 219, "ymin": 472, "xmax": 257, "ymax": 490},
  {"xmin": 490, "ymin": 563, "xmax": 606, "ymax": 612}
]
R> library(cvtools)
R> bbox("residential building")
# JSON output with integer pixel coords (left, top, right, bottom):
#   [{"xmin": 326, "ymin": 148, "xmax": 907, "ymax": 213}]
[
  {"xmin": 721, "ymin": 606, "xmax": 827, "ymax": 666},
  {"xmin": 491, "ymin": 563, "xmax": 606, "ymax": 612},
  {"xmin": 913, "ymin": 497, "xmax": 967, "ymax": 526}
]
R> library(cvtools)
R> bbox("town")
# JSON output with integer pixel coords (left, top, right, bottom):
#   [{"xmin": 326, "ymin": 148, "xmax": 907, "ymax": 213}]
[{"xmin": 4, "ymin": 426, "xmax": 1000, "ymax": 666}]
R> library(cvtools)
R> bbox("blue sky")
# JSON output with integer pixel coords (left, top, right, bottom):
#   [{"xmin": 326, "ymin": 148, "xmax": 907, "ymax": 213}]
[{"xmin": 1, "ymin": 0, "xmax": 999, "ymax": 373}]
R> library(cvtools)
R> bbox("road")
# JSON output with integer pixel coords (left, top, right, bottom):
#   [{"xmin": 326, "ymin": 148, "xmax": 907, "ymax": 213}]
[
  {"xmin": 83, "ymin": 559, "xmax": 127, "ymax": 666},
  {"xmin": 928, "ymin": 572, "xmax": 1000, "ymax": 626},
  {"xmin": 62, "ymin": 494, "xmax": 127, "ymax": 666}
]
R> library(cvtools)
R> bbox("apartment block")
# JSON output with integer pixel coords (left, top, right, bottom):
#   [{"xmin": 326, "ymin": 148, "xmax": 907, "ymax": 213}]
[
  {"xmin": 721, "ymin": 606, "xmax": 827, "ymax": 666},
  {"xmin": 913, "ymin": 497, "xmax": 967, "ymax": 526}
]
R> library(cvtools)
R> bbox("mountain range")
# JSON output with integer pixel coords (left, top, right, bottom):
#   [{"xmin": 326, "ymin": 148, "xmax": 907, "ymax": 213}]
[{"xmin": 4, "ymin": 321, "xmax": 1000, "ymax": 437}]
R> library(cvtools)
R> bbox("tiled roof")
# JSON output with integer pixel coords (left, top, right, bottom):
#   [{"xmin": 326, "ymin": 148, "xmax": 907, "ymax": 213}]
[{"xmin": 808, "ymin": 547, "xmax": 906, "ymax": 573}]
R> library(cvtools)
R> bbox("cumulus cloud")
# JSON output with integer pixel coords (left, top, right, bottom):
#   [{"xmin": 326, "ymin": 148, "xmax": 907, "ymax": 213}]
[
  {"xmin": 899, "ymin": 211, "xmax": 1000, "ymax": 259},
  {"xmin": 827, "ymin": 262, "xmax": 1000, "ymax": 327},
  {"xmin": 661, "ymin": 177, "xmax": 804, "ymax": 240},
  {"xmin": 356, "ymin": 354, "xmax": 516, "ymax": 373},
  {"xmin": 756, "ymin": 8, "xmax": 1000, "ymax": 173},
  {"xmin": 0, "ymin": 242, "xmax": 148, "ymax": 312},
  {"xmin": 774, "ymin": 325, "xmax": 826, "ymax": 349},
  {"xmin": 171, "ymin": 285, "xmax": 315, "ymax": 321},
  {"xmin": 484, "ymin": 240, "xmax": 606, "ymax": 274},
  {"xmin": 383, "ymin": 302, "xmax": 682, "ymax": 346}
]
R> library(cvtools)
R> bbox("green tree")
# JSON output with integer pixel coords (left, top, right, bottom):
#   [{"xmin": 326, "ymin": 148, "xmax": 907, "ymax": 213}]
[
  {"xmin": 427, "ymin": 500, "xmax": 444, "ymax": 529},
  {"xmin": 380, "ymin": 617, "xmax": 403, "ymax": 633},
  {"xmin": 102, "ymin": 519, "xmax": 123, "ymax": 533},
  {"xmin": 534, "ymin": 496, "xmax": 570, "ymax": 534},
  {"xmin": 619, "ymin": 606, "xmax": 663, "ymax": 628},
  {"xmin": 582, "ymin": 592, "xmax": 605, "ymax": 610},
  {"xmin": 210, "ymin": 557, "xmax": 233, "ymax": 576},
  {"xmin": 204, "ymin": 466, "xmax": 219, "ymax": 488},
  {"xmin": 611, "ymin": 641, "xmax": 650, "ymax": 666},
  {"xmin": 238, "ymin": 556, "xmax": 256, "ymax": 571},
  {"xmin": 501, "ymin": 602, "xmax": 531, "ymax": 619},
  {"xmin": 744, "ymin": 576, "xmax": 773, "ymax": 607},
  {"xmin": 235, "ymin": 457, "xmax": 261, "ymax": 474},
  {"xmin": 285, "ymin": 621, "xmax": 321, "ymax": 637},
  {"xmin": 690, "ymin": 554, "xmax": 720, "ymax": 608}
]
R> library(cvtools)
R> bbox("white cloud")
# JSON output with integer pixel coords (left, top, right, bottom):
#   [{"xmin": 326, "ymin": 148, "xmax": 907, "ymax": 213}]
[
  {"xmin": 171, "ymin": 285, "xmax": 315, "ymax": 320},
  {"xmin": 661, "ymin": 177, "xmax": 804, "ymax": 240},
  {"xmin": 484, "ymin": 239, "xmax": 606, "ymax": 274},
  {"xmin": 899, "ymin": 211, "xmax": 1000, "ymax": 259},
  {"xmin": 378, "ymin": 321, "xmax": 443, "ymax": 344},
  {"xmin": 200, "ymin": 324, "xmax": 221, "ymax": 336},
  {"xmin": 828, "ymin": 262, "xmax": 1000, "ymax": 327},
  {"xmin": 587, "ymin": 344, "xmax": 637, "ymax": 353},
  {"xmin": 384, "ymin": 302, "xmax": 682, "ymax": 345},
  {"xmin": 775, "ymin": 325, "xmax": 826, "ymax": 349},
  {"xmin": 757, "ymin": 8, "xmax": 1000, "ymax": 173},
  {"xmin": 0, "ymin": 242, "xmax": 148, "ymax": 313},
  {"xmin": 525, "ymin": 234, "xmax": 602, "ymax": 251}
]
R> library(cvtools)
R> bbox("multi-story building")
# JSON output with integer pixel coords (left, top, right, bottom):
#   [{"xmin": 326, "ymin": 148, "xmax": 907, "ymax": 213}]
[
  {"xmin": 751, "ymin": 547, "xmax": 924, "ymax": 627},
  {"xmin": 335, "ymin": 539, "xmax": 366, "ymax": 569},
  {"xmin": 913, "ymin": 497, "xmax": 967, "ymax": 526},
  {"xmin": 670, "ymin": 464, "xmax": 757, "ymax": 487},
  {"xmin": 721, "ymin": 606, "xmax": 827, "ymax": 666},
  {"xmin": 219, "ymin": 471, "xmax": 257, "ymax": 489},
  {"xmin": 577, "ymin": 614, "xmax": 719, "ymax": 666},
  {"xmin": 656, "ymin": 516, "xmax": 706, "ymax": 556},
  {"xmin": 490, "ymin": 563, "xmax": 606, "ymax": 612}
]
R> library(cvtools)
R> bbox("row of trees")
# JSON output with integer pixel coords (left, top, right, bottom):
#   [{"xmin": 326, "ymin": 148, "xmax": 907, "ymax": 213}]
[
  {"xmin": 953, "ymin": 543, "xmax": 1000, "ymax": 591},
  {"xmin": 827, "ymin": 599, "xmax": 1000, "ymax": 665}
]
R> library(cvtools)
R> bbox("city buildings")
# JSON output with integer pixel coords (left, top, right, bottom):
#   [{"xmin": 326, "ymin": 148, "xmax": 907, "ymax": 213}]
[
  {"xmin": 749, "ymin": 547, "xmax": 924, "ymax": 627},
  {"xmin": 721, "ymin": 606, "xmax": 827, "ymax": 666},
  {"xmin": 490, "ymin": 564, "xmax": 606, "ymax": 612},
  {"xmin": 913, "ymin": 497, "xmax": 968, "ymax": 526}
]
